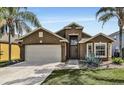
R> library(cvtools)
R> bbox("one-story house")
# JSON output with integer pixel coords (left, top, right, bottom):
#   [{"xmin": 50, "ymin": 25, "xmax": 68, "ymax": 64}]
[{"xmin": 18, "ymin": 22, "xmax": 114, "ymax": 64}]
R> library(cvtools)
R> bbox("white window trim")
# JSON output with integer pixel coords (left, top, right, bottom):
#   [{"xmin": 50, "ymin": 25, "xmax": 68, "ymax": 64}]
[
  {"xmin": 87, "ymin": 43, "xmax": 93, "ymax": 57},
  {"xmin": 94, "ymin": 42, "xmax": 107, "ymax": 58},
  {"xmin": 108, "ymin": 43, "xmax": 112, "ymax": 57}
]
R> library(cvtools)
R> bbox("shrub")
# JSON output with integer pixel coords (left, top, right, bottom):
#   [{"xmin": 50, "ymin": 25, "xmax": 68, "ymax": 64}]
[{"xmin": 112, "ymin": 58, "xmax": 124, "ymax": 64}]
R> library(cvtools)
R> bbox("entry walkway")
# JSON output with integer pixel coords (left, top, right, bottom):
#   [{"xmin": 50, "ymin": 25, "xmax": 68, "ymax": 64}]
[{"xmin": 55, "ymin": 59, "xmax": 80, "ymax": 70}]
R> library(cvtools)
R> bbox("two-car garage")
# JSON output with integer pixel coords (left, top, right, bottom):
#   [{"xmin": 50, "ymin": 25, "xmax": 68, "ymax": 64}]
[
  {"xmin": 25, "ymin": 45, "xmax": 61, "ymax": 64},
  {"xmin": 19, "ymin": 27, "xmax": 67, "ymax": 65}
]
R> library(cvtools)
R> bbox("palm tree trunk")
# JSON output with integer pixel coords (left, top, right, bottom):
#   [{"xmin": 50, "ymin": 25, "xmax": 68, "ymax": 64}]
[
  {"xmin": 8, "ymin": 29, "xmax": 11, "ymax": 63},
  {"xmin": 119, "ymin": 27, "xmax": 123, "ymax": 58}
]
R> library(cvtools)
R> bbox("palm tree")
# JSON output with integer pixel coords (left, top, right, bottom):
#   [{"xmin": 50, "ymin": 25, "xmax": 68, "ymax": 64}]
[
  {"xmin": 0, "ymin": 7, "xmax": 41, "ymax": 62},
  {"xmin": 96, "ymin": 7, "xmax": 124, "ymax": 57}
]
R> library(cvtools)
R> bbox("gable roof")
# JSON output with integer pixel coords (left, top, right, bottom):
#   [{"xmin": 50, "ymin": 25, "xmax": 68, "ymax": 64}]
[
  {"xmin": 55, "ymin": 22, "xmax": 84, "ymax": 33},
  {"xmin": 18, "ymin": 27, "xmax": 68, "ymax": 42},
  {"xmin": 64, "ymin": 22, "xmax": 84, "ymax": 28},
  {"xmin": 55, "ymin": 22, "xmax": 91, "ymax": 37},
  {"xmin": 82, "ymin": 31, "xmax": 92, "ymax": 37},
  {"xmin": 79, "ymin": 33, "xmax": 114, "ymax": 43}
]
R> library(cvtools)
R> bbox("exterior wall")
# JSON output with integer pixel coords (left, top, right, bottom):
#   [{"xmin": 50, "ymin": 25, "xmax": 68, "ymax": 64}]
[
  {"xmin": 20, "ymin": 29, "xmax": 68, "ymax": 62},
  {"xmin": 61, "ymin": 42, "xmax": 67, "ymax": 62},
  {"xmin": 79, "ymin": 35, "xmax": 113, "ymax": 61},
  {"xmin": 55, "ymin": 24, "xmax": 91, "ymax": 60},
  {"xmin": 20, "ymin": 44, "xmax": 25, "ymax": 61},
  {"xmin": 56, "ymin": 26, "xmax": 91, "ymax": 40},
  {"xmin": 65, "ymin": 27, "xmax": 83, "ymax": 41},
  {"xmin": 61, "ymin": 25, "xmax": 90, "ymax": 59},
  {"xmin": 22, "ymin": 29, "xmax": 61, "ymax": 45},
  {"xmin": 79, "ymin": 43, "xmax": 86, "ymax": 59},
  {"xmin": 79, "ymin": 42, "xmax": 112, "ymax": 61}
]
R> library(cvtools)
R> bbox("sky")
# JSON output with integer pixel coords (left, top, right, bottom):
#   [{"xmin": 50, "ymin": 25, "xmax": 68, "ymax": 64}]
[{"xmin": 28, "ymin": 7, "xmax": 118, "ymax": 36}]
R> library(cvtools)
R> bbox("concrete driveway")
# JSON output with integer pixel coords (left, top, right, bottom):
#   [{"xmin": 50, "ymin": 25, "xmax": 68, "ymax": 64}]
[{"xmin": 0, "ymin": 62, "xmax": 59, "ymax": 85}]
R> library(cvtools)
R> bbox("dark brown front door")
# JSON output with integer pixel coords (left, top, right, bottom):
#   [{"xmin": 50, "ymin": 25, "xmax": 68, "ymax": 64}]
[{"xmin": 69, "ymin": 36, "xmax": 78, "ymax": 59}]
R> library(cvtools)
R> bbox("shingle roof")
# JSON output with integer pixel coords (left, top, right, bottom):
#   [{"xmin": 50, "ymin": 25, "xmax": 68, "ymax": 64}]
[
  {"xmin": 79, "ymin": 33, "xmax": 114, "ymax": 43},
  {"xmin": 18, "ymin": 27, "xmax": 68, "ymax": 42},
  {"xmin": 55, "ymin": 22, "xmax": 91, "ymax": 37}
]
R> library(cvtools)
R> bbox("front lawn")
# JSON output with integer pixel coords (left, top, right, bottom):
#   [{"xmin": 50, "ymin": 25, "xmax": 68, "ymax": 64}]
[{"xmin": 41, "ymin": 68, "xmax": 124, "ymax": 85}]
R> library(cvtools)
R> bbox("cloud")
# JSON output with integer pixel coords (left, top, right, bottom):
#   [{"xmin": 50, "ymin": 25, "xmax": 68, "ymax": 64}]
[{"xmin": 41, "ymin": 17, "xmax": 95, "ymax": 24}]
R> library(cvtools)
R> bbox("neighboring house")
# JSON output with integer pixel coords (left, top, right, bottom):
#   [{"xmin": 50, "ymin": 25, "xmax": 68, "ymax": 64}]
[
  {"xmin": 18, "ymin": 22, "xmax": 114, "ymax": 64},
  {"xmin": 109, "ymin": 30, "xmax": 124, "ymax": 56}
]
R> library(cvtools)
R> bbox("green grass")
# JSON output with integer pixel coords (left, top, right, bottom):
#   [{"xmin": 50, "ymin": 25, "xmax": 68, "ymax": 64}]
[{"xmin": 41, "ymin": 68, "xmax": 124, "ymax": 85}]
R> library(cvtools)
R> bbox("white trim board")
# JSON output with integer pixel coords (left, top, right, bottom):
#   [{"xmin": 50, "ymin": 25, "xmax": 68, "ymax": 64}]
[{"xmin": 86, "ymin": 43, "xmax": 93, "ymax": 57}]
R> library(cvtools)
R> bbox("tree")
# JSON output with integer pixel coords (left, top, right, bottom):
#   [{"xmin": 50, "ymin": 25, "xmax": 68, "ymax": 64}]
[
  {"xmin": 0, "ymin": 7, "xmax": 41, "ymax": 62},
  {"xmin": 96, "ymin": 7, "xmax": 124, "ymax": 57}
]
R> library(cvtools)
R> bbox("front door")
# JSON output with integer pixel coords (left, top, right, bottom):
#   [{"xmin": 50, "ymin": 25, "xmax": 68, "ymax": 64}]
[{"xmin": 69, "ymin": 36, "xmax": 78, "ymax": 59}]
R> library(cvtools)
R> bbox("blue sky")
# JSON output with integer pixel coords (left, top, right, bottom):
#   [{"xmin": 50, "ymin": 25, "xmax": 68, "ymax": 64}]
[{"xmin": 28, "ymin": 7, "xmax": 118, "ymax": 35}]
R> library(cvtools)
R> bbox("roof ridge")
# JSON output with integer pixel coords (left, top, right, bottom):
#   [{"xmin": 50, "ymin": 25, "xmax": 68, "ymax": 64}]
[
  {"xmin": 79, "ymin": 32, "xmax": 114, "ymax": 43},
  {"xmin": 18, "ymin": 27, "xmax": 68, "ymax": 42},
  {"xmin": 55, "ymin": 22, "xmax": 84, "ymax": 34}
]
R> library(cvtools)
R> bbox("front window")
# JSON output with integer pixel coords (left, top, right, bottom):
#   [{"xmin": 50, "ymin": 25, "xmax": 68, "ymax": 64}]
[{"xmin": 94, "ymin": 43, "xmax": 107, "ymax": 58}]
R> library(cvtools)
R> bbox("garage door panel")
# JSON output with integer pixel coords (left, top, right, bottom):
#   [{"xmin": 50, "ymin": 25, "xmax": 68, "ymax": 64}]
[{"xmin": 25, "ymin": 45, "xmax": 61, "ymax": 64}]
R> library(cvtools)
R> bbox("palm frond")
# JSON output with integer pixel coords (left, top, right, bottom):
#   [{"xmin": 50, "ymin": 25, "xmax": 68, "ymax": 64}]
[
  {"xmin": 0, "ymin": 19, "xmax": 6, "ymax": 28},
  {"xmin": 0, "ymin": 25, "xmax": 5, "ymax": 34},
  {"xmin": 21, "ymin": 21, "xmax": 32, "ymax": 33},
  {"xmin": 15, "ymin": 20, "xmax": 23, "ymax": 36},
  {"xmin": 15, "ymin": 20, "xmax": 32, "ymax": 36},
  {"xmin": 98, "ymin": 13, "xmax": 115, "ymax": 28},
  {"xmin": 0, "ymin": 24, "xmax": 6, "ymax": 38},
  {"xmin": 96, "ymin": 7, "xmax": 116, "ymax": 18},
  {"xmin": 18, "ymin": 11, "xmax": 41, "ymax": 27},
  {"xmin": 0, "ymin": 7, "xmax": 41, "ymax": 38}
]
